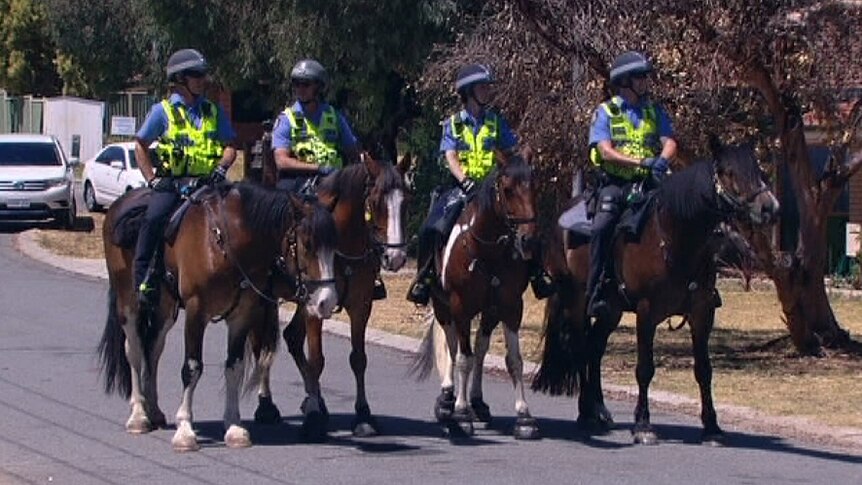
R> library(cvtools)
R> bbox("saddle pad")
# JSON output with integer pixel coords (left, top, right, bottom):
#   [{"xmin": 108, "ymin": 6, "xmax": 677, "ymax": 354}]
[{"xmin": 111, "ymin": 188, "xmax": 151, "ymax": 248}]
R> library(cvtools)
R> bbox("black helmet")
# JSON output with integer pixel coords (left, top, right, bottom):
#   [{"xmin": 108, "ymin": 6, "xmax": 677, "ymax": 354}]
[
  {"xmin": 609, "ymin": 51, "xmax": 653, "ymax": 85},
  {"xmin": 166, "ymin": 49, "xmax": 209, "ymax": 80},
  {"xmin": 455, "ymin": 64, "xmax": 494, "ymax": 94},
  {"xmin": 291, "ymin": 59, "xmax": 328, "ymax": 88}
]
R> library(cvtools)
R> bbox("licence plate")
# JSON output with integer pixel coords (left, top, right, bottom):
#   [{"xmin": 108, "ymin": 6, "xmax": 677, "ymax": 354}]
[{"xmin": 7, "ymin": 199, "xmax": 30, "ymax": 208}]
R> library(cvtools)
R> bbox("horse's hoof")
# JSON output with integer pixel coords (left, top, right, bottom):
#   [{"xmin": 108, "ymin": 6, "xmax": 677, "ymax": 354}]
[
  {"xmin": 172, "ymin": 426, "xmax": 200, "ymax": 452},
  {"xmin": 353, "ymin": 421, "xmax": 379, "ymax": 438},
  {"xmin": 300, "ymin": 411, "xmax": 328, "ymax": 443},
  {"xmin": 125, "ymin": 415, "xmax": 152, "ymax": 435},
  {"xmin": 453, "ymin": 419, "xmax": 474, "ymax": 436},
  {"xmin": 300, "ymin": 397, "xmax": 329, "ymax": 420},
  {"xmin": 633, "ymin": 429, "xmax": 658, "ymax": 445},
  {"xmin": 254, "ymin": 396, "xmax": 282, "ymax": 425},
  {"xmin": 596, "ymin": 405, "xmax": 615, "ymax": 429},
  {"xmin": 148, "ymin": 410, "xmax": 168, "ymax": 430},
  {"xmin": 513, "ymin": 416, "xmax": 541, "ymax": 440},
  {"xmin": 451, "ymin": 408, "xmax": 474, "ymax": 435},
  {"xmin": 702, "ymin": 429, "xmax": 726, "ymax": 447},
  {"xmin": 225, "ymin": 425, "xmax": 252, "ymax": 448},
  {"xmin": 470, "ymin": 398, "xmax": 492, "ymax": 423},
  {"xmin": 434, "ymin": 390, "xmax": 456, "ymax": 423}
]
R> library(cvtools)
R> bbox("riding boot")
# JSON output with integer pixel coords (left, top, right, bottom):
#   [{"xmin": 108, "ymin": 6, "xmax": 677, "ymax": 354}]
[
  {"xmin": 133, "ymin": 221, "xmax": 163, "ymax": 308},
  {"xmin": 527, "ymin": 246, "xmax": 555, "ymax": 299},
  {"xmin": 587, "ymin": 200, "xmax": 618, "ymax": 320},
  {"xmin": 373, "ymin": 276, "xmax": 387, "ymax": 300},
  {"xmin": 407, "ymin": 228, "xmax": 436, "ymax": 306}
]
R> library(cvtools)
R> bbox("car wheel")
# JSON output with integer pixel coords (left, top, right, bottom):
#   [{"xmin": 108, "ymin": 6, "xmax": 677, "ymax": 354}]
[
  {"xmin": 84, "ymin": 181, "xmax": 102, "ymax": 212},
  {"xmin": 62, "ymin": 196, "xmax": 77, "ymax": 230}
]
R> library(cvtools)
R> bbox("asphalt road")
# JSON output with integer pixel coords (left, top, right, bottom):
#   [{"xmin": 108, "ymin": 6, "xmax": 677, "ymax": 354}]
[{"xmin": 0, "ymin": 227, "xmax": 860, "ymax": 485}]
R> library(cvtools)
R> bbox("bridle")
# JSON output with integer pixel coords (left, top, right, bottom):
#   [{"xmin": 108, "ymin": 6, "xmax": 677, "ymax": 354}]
[
  {"xmin": 277, "ymin": 226, "xmax": 336, "ymax": 304},
  {"xmin": 712, "ymin": 159, "xmax": 770, "ymax": 220}
]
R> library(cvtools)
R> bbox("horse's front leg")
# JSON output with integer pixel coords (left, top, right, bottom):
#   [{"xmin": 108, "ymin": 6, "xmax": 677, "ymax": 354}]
[
  {"xmin": 346, "ymin": 297, "xmax": 379, "ymax": 437},
  {"xmin": 252, "ymin": 299, "xmax": 282, "ymax": 425},
  {"xmin": 690, "ymin": 293, "xmax": 724, "ymax": 444},
  {"xmin": 172, "ymin": 299, "xmax": 206, "ymax": 452},
  {"xmin": 632, "ymin": 301, "xmax": 659, "ymax": 445},
  {"xmin": 222, "ymin": 299, "xmax": 256, "ymax": 449},
  {"xmin": 432, "ymin": 315, "xmax": 457, "ymax": 423},
  {"xmin": 503, "ymin": 307, "xmax": 540, "ymax": 440},
  {"xmin": 299, "ymin": 313, "xmax": 328, "ymax": 442},
  {"xmin": 451, "ymin": 314, "xmax": 475, "ymax": 435},
  {"xmin": 469, "ymin": 314, "xmax": 495, "ymax": 424}
]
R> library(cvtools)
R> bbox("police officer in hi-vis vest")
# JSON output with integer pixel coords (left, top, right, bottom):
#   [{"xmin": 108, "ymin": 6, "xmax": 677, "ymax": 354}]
[
  {"xmin": 272, "ymin": 59, "xmax": 359, "ymax": 193},
  {"xmin": 133, "ymin": 48, "xmax": 237, "ymax": 306},
  {"xmin": 586, "ymin": 51, "xmax": 677, "ymax": 318},
  {"xmin": 406, "ymin": 63, "xmax": 555, "ymax": 306}
]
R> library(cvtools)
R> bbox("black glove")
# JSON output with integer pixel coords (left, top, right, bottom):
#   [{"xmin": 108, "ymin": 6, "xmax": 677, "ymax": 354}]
[
  {"xmin": 317, "ymin": 165, "xmax": 337, "ymax": 176},
  {"xmin": 209, "ymin": 165, "xmax": 227, "ymax": 184},
  {"xmin": 148, "ymin": 176, "xmax": 172, "ymax": 191},
  {"xmin": 640, "ymin": 157, "xmax": 669, "ymax": 174},
  {"xmin": 459, "ymin": 177, "xmax": 477, "ymax": 196}
]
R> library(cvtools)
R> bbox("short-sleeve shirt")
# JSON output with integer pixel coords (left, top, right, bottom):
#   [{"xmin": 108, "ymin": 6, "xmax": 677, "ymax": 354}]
[
  {"xmin": 271, "ymin": 101, "xmax": 359, "ymax": 152},
  {"xmin": 588, "ymin": 97, "xmax": 674, "ymax": 147},
  {"xmin": 136, "ymin": 93, "xmax": 236, "ymax": 143},
  {"xmin": 439, "ymin": 109, "xmax": 518, "ymax": 154}
]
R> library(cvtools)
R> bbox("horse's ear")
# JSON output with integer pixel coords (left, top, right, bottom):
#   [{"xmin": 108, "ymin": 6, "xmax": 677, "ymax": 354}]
[
  {"xmin": 396, "ymin": 152, "xmax": 412, "ymax": 176},
  {"xmin": 494, "ymin": 149, "xmax": 509, "ymax": 170},
  {"xmin": 708, "ymin": 134, "xmax": 724, "ymax": 158},
  {"xmin": 361, "ymin": 151, "xmax": 382, "ymax": 177}
]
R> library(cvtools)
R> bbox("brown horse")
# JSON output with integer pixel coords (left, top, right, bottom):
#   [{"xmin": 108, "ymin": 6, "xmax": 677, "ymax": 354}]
[
  {"xmin": 97, "ymin": 182, "xmax": 338, "ymax": 451},
  {"xmin": 252, "ymin": 153, "xmax": 410, "ymax": 440},
  {"xmin": 532, "ymin": 140, "xmax": 779, "ymax": 445},
  {"xmin": 412, "ymin": 155, "xmax": 541, "ymax": 439}
]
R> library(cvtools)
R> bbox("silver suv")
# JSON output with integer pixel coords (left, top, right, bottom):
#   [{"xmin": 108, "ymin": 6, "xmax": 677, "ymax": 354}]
[{"xmin": 0, "ymin": 134, "xmax": 77, "ymax": 228}]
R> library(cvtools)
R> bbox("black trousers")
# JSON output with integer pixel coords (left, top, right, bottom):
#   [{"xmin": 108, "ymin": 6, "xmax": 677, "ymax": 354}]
[
  {"xmin": 587, "ymin": 180, "xmax": 626, "ymax": 300},
  {"xmin": 133, "ymin": 187, "xmax": 181, "ymax": 288}
]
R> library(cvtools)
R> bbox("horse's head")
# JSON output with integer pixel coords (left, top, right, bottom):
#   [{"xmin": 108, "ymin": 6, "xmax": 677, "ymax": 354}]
[
  {"xmin": 285, "ymin": 194, "xmax": 339, "ymax": 319},
  {"xmin": 361, "ymin": 152, "xmax": 410, "ymax": 272},
  {"xmin": 710, "ymin": 138, "xmax": 780, "ymax": 226},
  {"xmin": 479, "ymin": 153, "xmax": 538, "ymax": 259}
]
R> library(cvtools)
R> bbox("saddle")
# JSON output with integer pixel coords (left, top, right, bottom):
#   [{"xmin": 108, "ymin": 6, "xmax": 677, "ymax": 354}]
[
  {"xmin": 558, "ymin": 184, "xmax": 656, "ymax": 248},
  {"xmin": 111, "ymin": 179, "xmax": 211, "ymax": 248}
]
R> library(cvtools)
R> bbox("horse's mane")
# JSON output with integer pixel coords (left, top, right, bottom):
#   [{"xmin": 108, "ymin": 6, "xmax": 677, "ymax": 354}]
[
  {"xmin": 657, "ymin": 161, "xmax": 716, "ymax": 222},
  {"xmin": 233, "ymin": 182, "xmax": 337, "ymax": 250},
  {"xmin": 317, "ymin": 161, "xmax": 403, "ymax": 200},
  {"xmin": 475, "ymin": 157, "xmax": 532, "ymax": 214}
]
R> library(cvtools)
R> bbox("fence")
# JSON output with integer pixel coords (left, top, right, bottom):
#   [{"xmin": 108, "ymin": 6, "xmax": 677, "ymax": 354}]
[
  {"xmin": 103, "ymin": 91, "xmax": 158, "ymax": 140},
  {"xmin": 0, "ymin": 90, "xmax": 45, "ymax": 134}
]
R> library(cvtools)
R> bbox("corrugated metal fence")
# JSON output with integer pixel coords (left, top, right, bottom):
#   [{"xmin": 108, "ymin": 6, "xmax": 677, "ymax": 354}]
[
  {"xmin": 0, "ymin": 90, "xmax": 45, "ymax": 134},
  {"xmin": 103, "ymin": 91, "xmax": 158, "ymax": 139}
]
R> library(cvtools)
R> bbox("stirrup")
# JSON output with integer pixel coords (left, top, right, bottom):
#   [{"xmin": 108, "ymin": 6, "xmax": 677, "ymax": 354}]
[
  {"xmin": 137, "ymin": 282, "xmax": 157, "ymax": 307},
  {"xmin": 372, "ymin": 278, "xmax": 387, "ymax": 300}
]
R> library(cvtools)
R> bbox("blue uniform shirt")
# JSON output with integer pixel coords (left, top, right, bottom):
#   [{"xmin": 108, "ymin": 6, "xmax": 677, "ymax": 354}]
[
  {"xmin": 439, "ymin": 109, "xmax": 518, "ymax": 154},
  {"xmin": 588, "ymin": 97, "xmax": 674, "ymax": 146},
  {"xmin": 136, "ymin": 93, "xmax": 236, "ymax": 143},
  {"xmin": 271, "ymin": 101, "xmax": 359, "ymax": 152}
]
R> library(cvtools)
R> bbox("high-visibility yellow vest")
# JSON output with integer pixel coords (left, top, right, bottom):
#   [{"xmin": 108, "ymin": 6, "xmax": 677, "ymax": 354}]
[
  {"xmin": 589, "ymin": 96, "xmax": 660, "ymax": 180},
  {"xmin": 284, "ymin": 105, "xmax": 343, "ymax": 169},
  {"xmin": 155, "ymin": 99, "xmax": 223, "ymax": 177},
  {"xmin": 451, "ymin": 112, "xmax": 498, "ymax": 181}
]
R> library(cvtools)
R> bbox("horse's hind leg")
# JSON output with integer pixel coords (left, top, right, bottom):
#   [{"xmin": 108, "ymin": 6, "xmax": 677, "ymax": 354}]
[
  {"xmin": 469, "ymin": 314, "xmax": 495, "ymax": 424},
  {"xmin": 581, "ymin": 307, "xmax": 622, "ymax": 432},
  {"xmin": 252, "ymin": 300, "xmax": 282, "ymax": 425},
  {"xmin": 142, "ymin": 304, "xmax": 177, "ymax": 430},
  {"xmin": 121, "ymin": 305, "xmax": 151, "ymax": 434},
  {"xmin": 432, "ymin": 317, "xmax": 457, "ymax": 423},
  {"xmin": 451, "ymin": 317, "xmax": 475, "ymax": 435},
  {"xmin": 690, "ymin": 297, "xmax": 724, "ymax": 444},
  {"xmin": 347, "ymin": 299, "xmax": 379, "ymax": 437},
  {"xmin": 503, "ymin": 315, "xmax": 540, "ymax": 440},
  {"xmin": 632, "ymin": 303, "xmax": 659, "ymax": 445},
  {"xmin": 172, "ymin": 299, "xmax": 206, "ymax": 452}
]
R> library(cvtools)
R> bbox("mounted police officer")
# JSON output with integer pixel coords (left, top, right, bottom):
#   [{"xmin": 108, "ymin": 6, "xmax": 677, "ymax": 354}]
[
  {"xmin": 586, "ymin": 51, "xmax": 678, "ymax": 318},
  {"xmin": 133, "ymin": 48, "xmax": 237, "ymax": 306},
  {"xmin": 272, "ymin": 59, "xmax": 360, "ymax": 193},
  {"xmin": 406, "ymin": 63, "xmax": 555, "ymax": 305}
]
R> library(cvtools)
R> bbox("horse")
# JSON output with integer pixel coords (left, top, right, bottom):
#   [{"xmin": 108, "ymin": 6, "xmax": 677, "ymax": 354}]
[
  {"xmin": 97, "ymin": 182, "xmax": 339, "ymax": 451},
  {"xmin": 411, "ymin": 155, "xmax": 541, "ymax": 439},
  {"xmin": 532, "ymin": 139, "xmax": 780, "ymax": 445},
  {"xmin": 251, "ymin": 153, "xmax": 410, "ymax": 441}
]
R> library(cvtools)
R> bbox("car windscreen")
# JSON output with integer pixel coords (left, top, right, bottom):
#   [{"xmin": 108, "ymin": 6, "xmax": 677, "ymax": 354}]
[{"xmin": 0, "ymin": 142, "xmax": 61, "ymax": 166}]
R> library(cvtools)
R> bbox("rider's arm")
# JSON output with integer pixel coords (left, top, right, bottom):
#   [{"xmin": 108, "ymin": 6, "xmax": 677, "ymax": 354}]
[
  {"xmin": 135, "ymin": 138, "xmax": 157, "ymax": 183},
  {"xmin": 215, "ymin": 104, "xmax": 238, "ymax": 170},
  {"xmin": 656, "ymin": 107, "xmax": 678, "ymax": 162},
  {"xmin": 658, "ymin": 137, "xmax": 678, "ymax": 161},
  {"xmin": 596, "ymin": 140, "xmax": 643, "ymax": 169},
  {"xmin": 589, "ymin": 105, "xmax": 643, "ymax": 169},
  {"xmin": 444, "ymin": 150, "xmax": 467, "ymax": 183},
  {"xmin": 337, "ymin": 112, "xmax": 361, "ymax": 165},
  {"xmin": 274, "ymin": 147, "xmax": 322, "ymax": 174},
  {"xmin": 134, "ymin": 102, "xmax": 168, "ymax": 183}
]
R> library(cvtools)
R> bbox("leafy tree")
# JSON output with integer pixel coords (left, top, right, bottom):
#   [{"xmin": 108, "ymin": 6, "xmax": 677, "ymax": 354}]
[
  {"xmin": 422, "ymin": 0, "xmax": 862, "ymax": 354},
  {"xmin": 0, "ymin": 0, "xmax": 61, "ymax": 95}
]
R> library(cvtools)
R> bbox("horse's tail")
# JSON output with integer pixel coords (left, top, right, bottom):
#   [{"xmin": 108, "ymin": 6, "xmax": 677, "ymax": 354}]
[
  {"xmin": 98, "ymin": 283, "xmax": 131, "ymax": 399},
  {"xmin": 531, "ymin": 274, "xmax": 586, "ymax": 396},
  {"xmin": 409, "ymin": 308, "xmax": 438, "ymax": 381}
]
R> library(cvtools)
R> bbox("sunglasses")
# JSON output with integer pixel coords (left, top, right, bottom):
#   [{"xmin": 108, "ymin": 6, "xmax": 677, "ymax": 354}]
[
  {"xmin": 292, "ymin": 80, "xmax": 313, "ymax": 88},
  {"xmin": 630, "ymin": 72, "xmax": 650, "ymax": 80},
  {"xmin": 184, "ymin": 70, "xmax": 207, "ymax": 79}
]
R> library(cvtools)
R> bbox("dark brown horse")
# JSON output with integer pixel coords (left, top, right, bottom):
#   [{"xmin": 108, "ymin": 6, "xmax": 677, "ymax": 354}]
[
  {"xmin": 532, "ymin": 140, "xmax": 779, "ymax": 444},
  {"xmin": 252, "ymin": 153, "xmax": 410, "ymax": 440},
  {"xmin": 412, "ymin": 155, "xmax": 541, "ymax": 439},
  {"xmin": 98, "ymin": 182, "xmax": 338, "ymax": 451}
]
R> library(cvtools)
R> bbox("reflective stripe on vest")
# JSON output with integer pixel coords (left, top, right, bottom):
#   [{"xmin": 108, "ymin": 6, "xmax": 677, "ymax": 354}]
[
  {"xmin": 589, "ymin": 96, "xmax": 659, "ymax": 180},
  {"xmin": 155, "ymin": 99, "xmax": 222, "ymax": 177},
  {"xmin": 452, "ymin": 112, "xmax": 498, "ymax": 181},
  {"xmin": 284, "ymin": 105, "xmax": 343, "ymax": 169}
]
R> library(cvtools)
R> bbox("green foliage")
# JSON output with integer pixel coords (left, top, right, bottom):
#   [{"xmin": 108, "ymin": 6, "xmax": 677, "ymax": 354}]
[{"xmin": 0, "ymin": 0, "xmax": 61, "ymax": 95}]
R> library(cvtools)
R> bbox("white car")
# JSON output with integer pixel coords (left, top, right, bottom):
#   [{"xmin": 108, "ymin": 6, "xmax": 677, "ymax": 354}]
[
  {"xmin": 0, "ymin": 134, "xmax": 77, "ymax": 228},
  {"xmin": 82, "ymin": 142, "xmax": 149, "ymax": 211}
]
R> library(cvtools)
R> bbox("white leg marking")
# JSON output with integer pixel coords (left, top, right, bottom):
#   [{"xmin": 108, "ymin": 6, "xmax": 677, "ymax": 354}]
[
  {"xmin": 384, "ymin": 190, "xmax": 407, "ymax": 270},
  {"xmin": 454, "ymin": 347, "xmax": 473, "ymax": 413},
  {"xmin": 504, "ymin": 327, "xmax": 529, "ymax": 415},
  {"xmin": 471, "ymin": 329, "xmax": 491, "ymax": 401},
  {"xmin": 434, "ymin": 320, "xmax": 455, "ymax": 389}
]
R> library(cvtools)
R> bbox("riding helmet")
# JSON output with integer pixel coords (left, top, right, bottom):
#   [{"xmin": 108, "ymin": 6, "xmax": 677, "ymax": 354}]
[
  {"xmin": 166, "ymin": 49, "xmax": 209, "ymax": 80},
  {"xmin": 609, "ymin": 51, "xmax": 653, "ymax": 85}
]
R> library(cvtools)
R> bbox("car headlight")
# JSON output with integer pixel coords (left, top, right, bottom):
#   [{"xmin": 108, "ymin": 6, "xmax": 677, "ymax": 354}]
[{"xmin": 45, "ymin": 177, "xmax": 70, "ymax": 188}]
